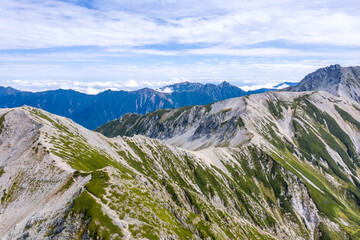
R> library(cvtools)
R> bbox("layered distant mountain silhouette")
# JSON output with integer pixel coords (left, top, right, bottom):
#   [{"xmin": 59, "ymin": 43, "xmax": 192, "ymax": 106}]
[
  {"xmin": 0, "ymin": 81, "xmax": 273, "ymax": 129},
  {"xmin": 4, "ymin": 64, "xmax": 359, "ymax": 130}
]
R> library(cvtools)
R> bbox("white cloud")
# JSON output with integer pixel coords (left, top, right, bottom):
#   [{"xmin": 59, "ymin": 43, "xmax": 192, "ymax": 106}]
[
  {"xmin": 124, "ymin": 79, "xmax": 140, "ymax": 88},
  {"xmin": 184, "ymin": 47, "xmax": 303, "ymax": 57},
  {"xmin": 276, "ymin": 83, "xmax": 290, "ymax": 89},
  {"xmin": 0, "ymin": 0, "xmax": 360, "ymax": 51},
  {"xmin": 1, "ymin": 62, "xmax": 323, "ymax": 93},
  {"xmin": 239, "ymin": 82, "xmax": 294, "ymax": 91},
  {"xmin": 2, "ymin": 76, "xmax": 198, "ymax": 94},
  {"xmin": 0, "ymin": 0, "xmax": 359, "ymax": 91},
  {"xmin": 156, "ymin": 87, "xmax": 173, "ymax": 93},
  {"xmin": 240, "ymin": 83, "xmax": 278, "ymax": 91}
]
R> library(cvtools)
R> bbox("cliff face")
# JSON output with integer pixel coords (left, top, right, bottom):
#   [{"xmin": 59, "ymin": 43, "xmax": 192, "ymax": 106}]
[{"xmin": 2, "ymin": 94, "xmax": 360, "ymax": 239}]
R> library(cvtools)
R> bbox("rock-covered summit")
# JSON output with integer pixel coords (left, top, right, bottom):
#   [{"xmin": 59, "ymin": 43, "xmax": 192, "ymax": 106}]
[{"xmin": 283, "ymin": 64, "xmax": 360, "ymax": 102}]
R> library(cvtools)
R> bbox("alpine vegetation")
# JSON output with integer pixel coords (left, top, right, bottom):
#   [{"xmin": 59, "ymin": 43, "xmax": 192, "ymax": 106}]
[{"xmin": 1, "ymin": 87, "xmax": 360, "ymax": 239}]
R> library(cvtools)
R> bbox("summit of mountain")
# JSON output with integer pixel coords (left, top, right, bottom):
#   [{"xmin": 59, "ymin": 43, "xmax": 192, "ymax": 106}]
[{"xmin": 283, "ymin": 64, "xmax": 360, "ymax": 102}]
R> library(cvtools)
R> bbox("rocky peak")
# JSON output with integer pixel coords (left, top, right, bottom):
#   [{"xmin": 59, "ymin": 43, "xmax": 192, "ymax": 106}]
[
  {"xmin": 218, "ymin": 81, "xmax": 232, "ymax": 88},
  {"xmin": 283, "ymin": 64, "xmax": 360, "ymax": 102}
]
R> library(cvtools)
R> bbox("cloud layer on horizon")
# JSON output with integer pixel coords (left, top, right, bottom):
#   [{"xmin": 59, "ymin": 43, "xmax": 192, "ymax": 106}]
[{"xmin": 3, "ymin": 76, "xmax": 295, "ymax": 95}]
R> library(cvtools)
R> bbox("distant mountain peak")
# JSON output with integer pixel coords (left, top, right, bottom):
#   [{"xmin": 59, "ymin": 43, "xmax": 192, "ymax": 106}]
[
  {"xmin": 326, "ymin": 63, "xmax": 341, "ymax": 69},
  {"xmin": 218, "ymin": 81, "xmax": 232, "ymax": 88},
  {"xmin": 0, "ymin": 86, "xmax": 20, "ymax": 95},
  {"xmin": 283, "ymin": 64, "xmax": 360, "ymax": 102},
  {"xmin": 157, "ymin": 81, "xmax": 204, "ymax": 93},
  {"xmin": 158, "ymin": 81, "xmax": 240, "ymax": 93}
]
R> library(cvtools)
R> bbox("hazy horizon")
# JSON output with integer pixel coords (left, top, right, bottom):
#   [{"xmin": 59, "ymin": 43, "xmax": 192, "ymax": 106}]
[{"xmin": 1, "ymin": 79, "xmax": 299, "ymax": 95}]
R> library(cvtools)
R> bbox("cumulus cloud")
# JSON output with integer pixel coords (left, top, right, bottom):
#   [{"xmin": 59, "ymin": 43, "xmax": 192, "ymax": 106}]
[
  {"xmin": 156, "ymin": 87, "xmax": 173, "ymax": 93},
  {"xmin": 3, "ymin": 76, "xmax": 205, "ymax": 94},
  {"xmin": 124, "ymin": 79, "xmax": 140, "ymax": 88}
]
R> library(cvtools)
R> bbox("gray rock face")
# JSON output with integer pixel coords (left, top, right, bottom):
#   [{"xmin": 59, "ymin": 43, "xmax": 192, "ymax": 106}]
[
  {"xmin": 96, "ymin": 97, "xmax": 249, "ymax": 150},
  {"xmin": 283, "ymin": 64, "xmax": 360, "ymax": 102}
]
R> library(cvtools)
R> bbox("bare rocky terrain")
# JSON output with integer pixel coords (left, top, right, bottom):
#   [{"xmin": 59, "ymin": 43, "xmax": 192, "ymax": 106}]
[{"xmin": 283, "ymin": 64, "xmax": 360, "ymax": 103}]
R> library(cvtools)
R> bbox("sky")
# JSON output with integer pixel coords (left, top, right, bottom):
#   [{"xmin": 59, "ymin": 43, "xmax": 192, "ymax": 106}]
[{"xmin": 0, "ymin": 0, "xmax": 360, "ymax": 94}]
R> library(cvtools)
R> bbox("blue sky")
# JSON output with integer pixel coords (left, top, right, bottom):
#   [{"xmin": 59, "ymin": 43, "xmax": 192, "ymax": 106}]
[{"xmin": 0, "ymin": 0, "xmax": 360, "ymax": 94}]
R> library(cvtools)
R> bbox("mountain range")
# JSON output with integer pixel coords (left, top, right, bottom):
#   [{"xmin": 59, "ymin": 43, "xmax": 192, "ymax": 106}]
[
  {"xmin": 1, "ymin": 64, "xmax": 360, "ymax": 132},
  {"xmin": 1, "ymin": 64, "xmax": 359, "ymax": 131},
  {"xmin": 1, "ymin": 89, "xmax": 360, "ymax": 239},
  {"xmin": 0, "ymin": 81, "xmax": 295, "ymax": 130},
  {"xmin": 1, "ymin": 64, "xmax": 360, "ymax": 239}
]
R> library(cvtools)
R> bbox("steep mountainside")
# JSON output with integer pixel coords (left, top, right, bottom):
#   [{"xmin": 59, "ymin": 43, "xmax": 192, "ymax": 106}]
[
  {"xmin": 283, "ymin": 64, "xmax": 360, "ymax": 102},
  {"xmin": 98, "ymin": 91, "xmax": 360, "ymax": 238},
  {"xmin": 2, "ymin": 97, "xmax": 360, "ymax": 238},
  {"xmin": 0, "ymin": 81, "xmax": 251, "ymax": 130},
  {"xmin": 98, "ymin": 91, "xmax": 360, "ymax": 150}
]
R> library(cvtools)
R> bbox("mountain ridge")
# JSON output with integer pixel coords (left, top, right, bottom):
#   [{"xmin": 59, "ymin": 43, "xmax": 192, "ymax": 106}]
[
  {"xmin": 2, "ymin": 90, "xmax": 360, "ymax": 238},
  {"xmin": 96, "ymin": 90, "xmax": 360, "ymax": 239},
  {"xmin": 97, "ymin": 90, "xmax": 360, "ymax": 151}
]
